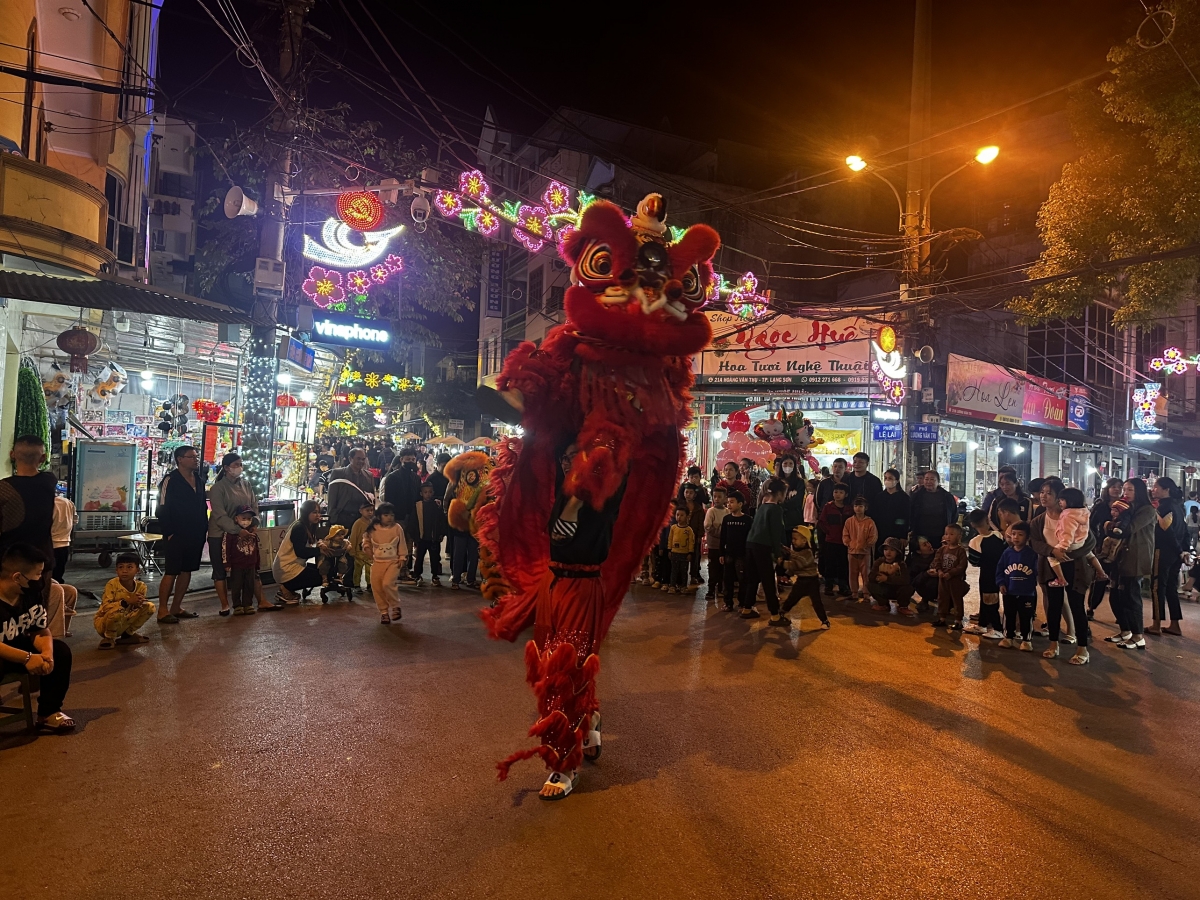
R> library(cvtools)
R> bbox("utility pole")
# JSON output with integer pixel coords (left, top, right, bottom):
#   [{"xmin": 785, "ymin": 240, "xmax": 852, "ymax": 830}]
[
  {"xmin": 903, "ymin": 0, "xmax": 933, "ymax": 485},
  {"xmin": 903, "ymin": 0, "xmax": 932, "ymax": 301},
  {"xmin": 241, "ymin": 0, "xmax": 313, "ymax": 497}
]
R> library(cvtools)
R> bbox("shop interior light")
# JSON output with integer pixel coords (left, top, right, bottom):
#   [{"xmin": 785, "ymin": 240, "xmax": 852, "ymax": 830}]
[
  {"xmin": 968, "ymin": 441, "xmax": 979, "ymax": 450},
  {"xmin": 299, "ymin": 389, "xmax": 316, "ymax": 402},
  {"xmin": 277, "ymin": 372, "xmax": 293, "ymax": 386},
  {"xmin": 1086, "ymin": 465, "xmax": 1097, "ymax": 475},
  {"xmin": 141, "ymin": 369, "xmax": 153, "ymax": 380},
  {"xmin": 1011, "ymin": 445, "xmax": 1024, "ymax": 455},
  {"xmin": 140, "ymin": 379, "xmax": 154, "ymax": 391}
]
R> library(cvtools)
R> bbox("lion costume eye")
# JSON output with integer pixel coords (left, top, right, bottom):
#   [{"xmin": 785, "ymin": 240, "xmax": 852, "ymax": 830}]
[
  {"xmin": 577, "ymin": 242, "xmax": 614, "ymax": 282},
  {"xmin": 680, "ymin": 266, "xmax": 705, "ymax": 304}
]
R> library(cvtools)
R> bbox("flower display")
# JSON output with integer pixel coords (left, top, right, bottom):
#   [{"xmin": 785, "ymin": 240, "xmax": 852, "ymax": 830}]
[
  {"xmin": 543, "ymin": 180, "xmax": 571, "ymax": 215},
  {"xmin": 369, "ymin": 264, "xmax": 389, "ymax": 283},
  {"xmin": 302, "ymin": 266, "xmax": 345, "ymax": 308},
  {"xmin": 434, "ymin": 190, "xmax": 463, "ymax": 217},
  {"xmin": 514, "ymin": 205, "xmax": 551, "ymax": 252},
  {"xmin": 384, "ymin": 254, "xmax": 405, "ymax": 273},
  {"xmin": 475, "ymin": 208, "xmax": 500, "ymax": 237},
  {"xmin": 347, "ymin": 270, "xmax": 371, "ymax": 293},
  {"xmin": 458, "ymin": 169, "xmax": 491, "ymax": 202}
]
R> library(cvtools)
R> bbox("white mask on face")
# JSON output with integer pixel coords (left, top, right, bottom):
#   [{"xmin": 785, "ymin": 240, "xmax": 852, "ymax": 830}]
[
  {"xmin": 227, "ymin": 466, "xmax": 243, "ymax": 480},
  {"xmin": 884, "ymin": 478, "xmax": 897, "ymax": 488},
  {"xmin": 781, "ymin": 464, "xmax": 794, "ymax": 474}
]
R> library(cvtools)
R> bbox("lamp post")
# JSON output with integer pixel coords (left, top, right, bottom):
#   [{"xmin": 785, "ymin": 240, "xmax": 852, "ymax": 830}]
[{"xmin": 844, "ymin": 145, "xmax": 999, "ymax": 297}]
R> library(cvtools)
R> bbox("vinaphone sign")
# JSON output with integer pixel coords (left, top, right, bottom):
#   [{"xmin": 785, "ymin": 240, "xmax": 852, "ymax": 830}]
[
  {"xmin": 311, "ymin": 312, "xmax": 391, "ymax": 347},
  {"xmin": 694, "ymin": 311, "xmax": 872, "ymax": 387}
]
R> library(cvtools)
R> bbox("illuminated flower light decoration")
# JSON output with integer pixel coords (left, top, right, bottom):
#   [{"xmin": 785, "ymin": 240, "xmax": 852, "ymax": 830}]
[
  {"xmin": 369, "ymin": 263, "xmax": 389, "ymax": 284},
  {"xmin": 543, "ymin": 180, "xmax": 571, "ymax": 215},
  {"xmin": 384, "ymin": 254, "xmax": 404, "ymax": 273},
  {"xmin": 336, "ymin": 190, "xmax": 385, "ymax": 231},
  {"xmin": 1149, "ymin": 347, "xmax": 1195, "ymax": 375},
  {"xmin": 1133, "ymin": 383, "xmax": 1162, "ymax": 432},
  {"xmin": 725, "ymin": 272, "xmax": 770, "ymax": 320},
  {"xmin": 434, "ymin": 190, "xmax": 463, "ymax": 218},
  {"xmin": 302, "ymin": 266, "xmax": 345, "ymax": 309},
  {"xmin": 475, "ymin": 208, "xmax": 501, "ymax": 237},
  {"xmin": 347, "ymin": 270, "xmax": 371, "ymax": 294},
  {"xmin": 870, "ymin": 324, "xmax": 907, "ymax": 405},
  {"xmin": 459, "ymin": 169, "xmax": 491, "ymax": 203},
  {"xmin": 514, "ymin": 204, "xmax": 551, "ymax": 252}
]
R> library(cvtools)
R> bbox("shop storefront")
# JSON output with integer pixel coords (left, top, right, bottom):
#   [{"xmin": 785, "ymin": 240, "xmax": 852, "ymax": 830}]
[
  {"xmin": 691, "ymin": 312, "xmax": 896, "ymax": 476},
  {"xmin": 940, "ymin": 353, "xmax": 1114, "ymax": 503}
]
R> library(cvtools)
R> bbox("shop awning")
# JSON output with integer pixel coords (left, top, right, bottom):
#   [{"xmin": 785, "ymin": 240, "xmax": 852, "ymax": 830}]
[{"xmin": 0, "ymin": 268, "xmax": 251, "ymax": 324}]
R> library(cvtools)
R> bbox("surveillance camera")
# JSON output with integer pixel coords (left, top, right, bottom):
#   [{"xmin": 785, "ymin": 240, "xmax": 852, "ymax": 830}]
[{"xmin": 411, "ymin": 195, "xmax": 431, "ymax": 224}]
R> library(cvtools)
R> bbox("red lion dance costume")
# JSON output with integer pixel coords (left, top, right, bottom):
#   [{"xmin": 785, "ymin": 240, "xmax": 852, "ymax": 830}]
[{"xmin": 480, "ymin": 193, "xmax": 719, "ymax": 799}]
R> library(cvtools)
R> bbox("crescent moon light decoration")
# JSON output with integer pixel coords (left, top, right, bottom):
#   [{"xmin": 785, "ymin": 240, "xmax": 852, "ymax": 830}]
[{"xmin": 303, "ymin": 217, "xmax": 406, "ymax": 269}]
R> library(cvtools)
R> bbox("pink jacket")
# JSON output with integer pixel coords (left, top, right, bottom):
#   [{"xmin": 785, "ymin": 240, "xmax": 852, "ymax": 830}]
[{"xmin": 842, "ymin": 515, "xmax": 878, "ymax": 555}]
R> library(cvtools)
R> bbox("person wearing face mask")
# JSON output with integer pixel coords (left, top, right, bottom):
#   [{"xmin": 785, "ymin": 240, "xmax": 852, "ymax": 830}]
[
  {"xmin": 382, "ymin": 449, "xmax": 424, "ymax": 583},
  {"xmin": 208, "ymin": 453, "xmax": 275, "ymax": 614},
  {"xmin": 774, "ymin": 455, "xmax": 807, "ymax": 530},
  {"xmin": 872, "ymin": 467, "xmax": 911, "ymax": 554}
]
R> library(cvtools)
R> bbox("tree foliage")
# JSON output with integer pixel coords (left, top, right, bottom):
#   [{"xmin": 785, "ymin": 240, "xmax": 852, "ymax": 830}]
[
  {"xmin": 1013, "ymin": 2, "xmax": 1200, "ymax": 325},
  {"xmin": 195, "ymin": 106, "xmax": 481, "ymax": 338}
]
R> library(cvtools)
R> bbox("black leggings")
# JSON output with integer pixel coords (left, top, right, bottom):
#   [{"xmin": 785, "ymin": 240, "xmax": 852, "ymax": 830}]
[
  {"xmin": 722, "ymin": 556, "xmax": 744, "ymax": 606},
  {"xmin": 1114, "ymin": 576, "xmax": 1145, "ymax": 636},
  {"xmin": 1044, "ymin": 582, "xmax": 1090, "ymax": 647},
  {"xmin": 1003, "ymin": 594, "xmax": 1035, "ymax": 640},
  {"xmin": 2, "ymin": 639, "xmax": 72, "ymax": 717},
  {"xmin": 283, "ymin": 565, "xmax": 324, "ymax": 593},
  {"xmin": 741, "ymin": 543, "xmax": 781, "ymax": 614}
]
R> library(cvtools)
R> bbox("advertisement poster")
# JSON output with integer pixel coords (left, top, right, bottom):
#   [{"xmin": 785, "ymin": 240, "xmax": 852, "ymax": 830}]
[
  {"xmin": 77, "ymin": 443, "xmax": 135, "ymax": 512},
  {"xmin": 1068, "ymin": 385, "xmax": 1092, "ymax": 432},
  {"xmin": 1021, "ymin": 376, "xmax": 1069, "ymax": 429},
  {"xmin": 945, "ymin": 354, "xmax": 1025, "ymax": 425},
  {"xmin": 812, "ymin": 427, "xmax": 862, "ymax": 462},
  {"xmin": 696, "ymin": 313, "xmax": 872, "ymax": 387}
]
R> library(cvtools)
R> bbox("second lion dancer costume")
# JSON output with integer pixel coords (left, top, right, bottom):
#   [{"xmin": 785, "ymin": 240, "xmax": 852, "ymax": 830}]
[{"xmin": 480, "ymin": 193, "xmax": 720, "ymax": 799}]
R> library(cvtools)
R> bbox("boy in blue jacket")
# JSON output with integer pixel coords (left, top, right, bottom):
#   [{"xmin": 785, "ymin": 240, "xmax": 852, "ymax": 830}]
[{"xmin": 996, "ymin": 520, "xmax": 1038, "ymax": 651}]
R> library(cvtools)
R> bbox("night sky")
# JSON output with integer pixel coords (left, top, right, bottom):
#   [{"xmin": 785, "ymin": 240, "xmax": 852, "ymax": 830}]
[{"xmin": 159, "ymin": 1, "xmax": 1139, "ymax": 169}]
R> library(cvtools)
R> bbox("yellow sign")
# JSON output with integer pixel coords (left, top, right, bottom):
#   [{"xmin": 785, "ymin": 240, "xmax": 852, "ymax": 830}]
[{"xmin": 812, "ymin": 427, "xmax": 861, "ymax": 464}]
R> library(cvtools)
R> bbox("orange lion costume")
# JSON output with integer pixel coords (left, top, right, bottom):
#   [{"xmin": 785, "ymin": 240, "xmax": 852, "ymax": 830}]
[{"xmin": 479, "ymin": 193, "xmax": 719, "ymax": 798}]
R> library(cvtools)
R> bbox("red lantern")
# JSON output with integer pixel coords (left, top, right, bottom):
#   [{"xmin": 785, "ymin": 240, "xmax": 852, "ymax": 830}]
[
  {"xmin": 56, "ymin": 326, "xmax": 102, "ymax": 373},
  {"xmin": 336, "ymin": 190, "xmax": 384, "ymax": 231}
]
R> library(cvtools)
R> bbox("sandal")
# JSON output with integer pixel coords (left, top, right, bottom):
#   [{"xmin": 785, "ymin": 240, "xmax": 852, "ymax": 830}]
[
  {"xmin": 258, "ymin": 603, "xmax": 282, "ymax": 611},
  {"xmin": 157, "ymin": 614, "xmax": 179, "ymax": 625},
  {"xmin": 583, "ymin": 714, "xmax": 602, "ymax": 762},
  {"xmin": 174, "ymin": 610, "xmax": 199, "ymax": 619},
  {"xmin": 1043, "ymin": 646, "xmax": 1059, "ymax": 659},
  {"xmin": 380, "ymin": 614, "xmax": 391, "ymax": 625},
  {"xmin": 1069, "ymin": 651, "xmax": 1090, "ymax": 665},
  {"xmin": 98, "ymin": 637, "xmax": 116, "ymax": 649},
  {"xmin": 38, "ymin": 711, "xmax": 75, "ymax": 732},
  {"xmin": 219, "ymin": 608, "xmax": 232, "ymax": 617},
  {"xmin": 115, "ymin": 633, "xmax": 149, "ymax": 644},
  {"xmin": 539, "ymin": 769, "xmax": 578, "ymax": 801}
]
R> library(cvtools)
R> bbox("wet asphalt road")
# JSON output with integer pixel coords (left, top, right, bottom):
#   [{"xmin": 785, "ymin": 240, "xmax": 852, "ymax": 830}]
[{"xmin": 3, "ymin": 579, "xmax": 1199, "ymax": 900}]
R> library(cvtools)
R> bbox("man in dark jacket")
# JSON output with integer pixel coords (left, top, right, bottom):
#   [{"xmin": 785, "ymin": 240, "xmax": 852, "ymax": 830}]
[
  {"xmin": 383, "ymin": 448, "xmax": 424, "ymax": 582},
  {"xmin": 157, "ymin": 445, "xmax": 210, "ymax": 622},
  {"xmin": 326, "ymin": 448, "xmax": 377, "ymax": 590},
  {"xmin": 0, "ymin": 435, "xmax": 58, "ymax": 597},
  {"xmin": 909, "ymin": 470, "xmax": 957, "ymax": 552},
  {"xmin": 844, "ymin": 452, "xmax": 883, "ymax": 505}
]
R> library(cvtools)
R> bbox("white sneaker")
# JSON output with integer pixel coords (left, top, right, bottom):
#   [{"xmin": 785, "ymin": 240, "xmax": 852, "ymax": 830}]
[
  {"xmin": 982, "ymin": 629, "xmax": 1005, "ymax": 640},
  {"xmin": 963, "ymin": 623, "xmax": 986, "ymax": 635}
]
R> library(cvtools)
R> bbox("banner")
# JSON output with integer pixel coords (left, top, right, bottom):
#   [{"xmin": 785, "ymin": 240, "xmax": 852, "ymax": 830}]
[
  {"xmin": 812, "ymin": 427, "xmax": 862, "ymax": 462},
  {"xmin": 1021, "ymin": 375, "xmax": 1069, "ymax": 429},
  {"xmin": 1068, "ymin": 385, "xmax": 1091, "ymax": 433},
  {"xmin": 945, "ymin": 354, "xmax": 1024, "ymax": 425},
  {"xmin": 695, "ymin": 312, "xmax": 871, "ymax": 387}
]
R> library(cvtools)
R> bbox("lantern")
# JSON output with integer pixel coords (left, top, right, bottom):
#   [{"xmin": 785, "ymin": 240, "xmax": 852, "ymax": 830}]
[{"xmin": 56, "ymin": 326, "xmax": 102, "ymax": 373}]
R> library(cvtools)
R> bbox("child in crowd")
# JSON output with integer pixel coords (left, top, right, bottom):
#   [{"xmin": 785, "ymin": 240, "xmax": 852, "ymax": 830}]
[
  {"xmin": 1098, "ymin": 492, "xmax": 1132, "ymax": 564},
  {"xmin": 817, "ymin": 482, "xmax": 853, "ymax": 596},
  {"xmin": 931, "ymin": 523, "xmax": 969, "ymax": 632},
  {"xmin": 363, "ymin": 503, "xmax": 407, "ymax": 625},
  {"xmin": 966, "ymin": 508, "xmax": 1007, "ymax": 639},
  {"xmin": 51, "ymin": 489, "xmax": 76, "ymax": 583},
  {"xmin": 682, "ymin": 484, "xmax": 708, "ymax": 587},
  {"xmin": 868, "ymin": 537, "xmax": 912, "ymax": 616},
  {"xmin": 718, "ymin": 490, "xmax": 751, "ymax": 611},
  {"xmin": 996, "ymin": 520, "xmax": 1038, "ymax": 650},
  {"xmin": 223, "ymin": 506, "xmax": 261, "ymax": 615},
  {"xmin": 909, "ymin": 536, "xmax": 939, "ymax": 612},
  {"xmin": 704, "ymin": 487, "xmax": 730, "ymax": 600},
  {"xmin": 782, "ymin": 525, "xmax": 829, "ymax": 628},
  {"xmin": 843, "ymin": 496, "xmax": 878, "ymax": 601},
  {"xmin": 409, "ymin": 482, "xmax": 447, "ymax": 586},
  {"xmin": 94, "ymin": 552, "xmax": 156, "ymax": 648},
  {"xmin": 349, "ymin": 500, "xmax": 375, "ymax": 595},
  {"xmin": 1049, "ymin": 487, "xmax": 1108, "ymax": 586},
  {"xmin": 667, "ymin": 505, "xmax": 696, "ymax": 594},
  {"xmin": 653, "ymin": 512, "xmax": 673, "ymax": 590},
  {"xmin": 319, "ymin": 524, "xmax": 350, "ymax": 591}
]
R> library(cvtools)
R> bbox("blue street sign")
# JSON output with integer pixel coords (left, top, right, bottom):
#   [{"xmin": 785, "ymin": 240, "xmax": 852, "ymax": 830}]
[
  {"xmin": 907, "ymin": 422, "xmax": 938, "ymax": 442},
  {"xmin": 872, "ymin": 422, "xmax": 903, "ymax": 442}
]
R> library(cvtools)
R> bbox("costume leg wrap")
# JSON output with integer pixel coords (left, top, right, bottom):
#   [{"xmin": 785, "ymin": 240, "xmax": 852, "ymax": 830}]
[{"xmin": 496, "ymin": 640, "xmax": 600, "ymax": 780}]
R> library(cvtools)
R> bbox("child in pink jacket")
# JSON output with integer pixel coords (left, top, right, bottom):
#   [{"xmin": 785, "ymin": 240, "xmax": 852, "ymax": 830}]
[{"xmin": 842, "ymin": 496, "xmax": 879, "ymax": 601}]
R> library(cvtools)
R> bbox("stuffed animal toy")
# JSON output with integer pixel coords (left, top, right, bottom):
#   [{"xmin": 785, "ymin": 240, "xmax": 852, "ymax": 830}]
[{"xmin": 478, "ymin": 193, "xmax": 719, "ymax": 799}]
